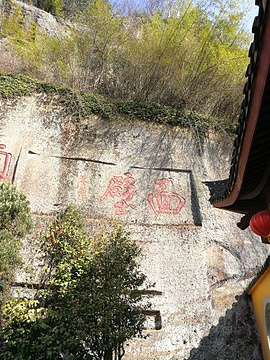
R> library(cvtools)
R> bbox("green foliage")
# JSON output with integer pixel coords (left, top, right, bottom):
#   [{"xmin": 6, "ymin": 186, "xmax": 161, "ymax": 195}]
[
  {"xmin": 0, "ymin": 183, "xmax": 32, "ymax": 301},
  {"xmin": 0, "ymin": 207, "xmax": 150, "ymax": 359},
  {"xmin": 33, "ymin": 0, "xmax": 65, "ymax": 16},
  {"xmin": 0, "ymin": 1, "xmax": 27, "ymax": 44},
  {"xmin": 0, "ymin": 298, "xmax": 48, "ymax": 360},
  {"xmin": 0, "ymin": 73, "xmax": 34, "ymax": 97},
  {"xmin": 28, "ymin": 20, "xmax": 38, "ymax": 42},
  {"xmin": 0, "ymin": 73, "xmax": 58, "ymax": 98},
  {"xmin": 0, "ymin": 1, "xmax": 39, "ymax": 45},
  {"xmin": 0, "ymin": 73, "xmax": 235, "ymax": 135},
  {"xmin": 0, "ymin": 231, "xmax": 22, "ymax": 300},
  {"xmin": 20, "ymin": 32, "xmax": 79, "ymax": 86},
  {"xmin": 0, "ymin": 183, "xmax": 33, "ymax": 238},
  {"xmin": 115, "ymin": 2, "xmax": 250, "ymax": 119},
  {"xmin": 0, "ymin": 0, "xmax": 250, "ymax": 122}
]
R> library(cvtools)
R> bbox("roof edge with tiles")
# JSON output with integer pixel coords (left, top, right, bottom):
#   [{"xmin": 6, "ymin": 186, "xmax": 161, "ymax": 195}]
[{"xmin": 210, "ymin": 0, "xmax": 268, "ymax": 207}]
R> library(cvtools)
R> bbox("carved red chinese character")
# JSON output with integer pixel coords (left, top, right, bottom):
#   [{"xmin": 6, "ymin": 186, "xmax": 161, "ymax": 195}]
[
  {"xmin": 147, "ymin": 178, "xmax": 185, "ymax": 216},
  {"xmin": 0, "ymin": 144, "xmax": 12, "ymax": 179},
  {"xmin": 99, "ymin": 173, "xmax": 136, "ymax": 215},
  {"xmin": 77, "ymin": 174, "xmax": 88, "ymax": 201}
]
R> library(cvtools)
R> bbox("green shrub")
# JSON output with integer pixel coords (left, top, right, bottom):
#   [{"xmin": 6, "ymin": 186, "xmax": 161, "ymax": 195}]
[
  {"xmin": 33, "ymin": 0, "xmax": 64, "ymax": 16},
  {"xmin": 0, "ymin": 207, "xmax": 150, "ymax": 359},
  {"xmin": 0, "ymin": 183, "xmax": 33, "ymax": 238},
  {"xmin": 0, "ymin": 183, "xmax": 32, "ymax": 301}
]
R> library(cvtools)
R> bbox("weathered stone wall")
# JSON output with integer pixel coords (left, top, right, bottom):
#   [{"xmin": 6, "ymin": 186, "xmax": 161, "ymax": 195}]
[{"xmin": 0, "ymin": 94, "xmax": 268, "ymax": 359}]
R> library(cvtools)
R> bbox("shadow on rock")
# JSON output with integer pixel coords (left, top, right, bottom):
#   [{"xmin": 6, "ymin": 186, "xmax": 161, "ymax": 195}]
[{"xmin": 186, "ymin": 293, "xmax": 262, "ymax": 360}]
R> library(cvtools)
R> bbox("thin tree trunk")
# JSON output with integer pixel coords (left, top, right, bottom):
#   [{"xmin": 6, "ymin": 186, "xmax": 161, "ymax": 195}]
[{"xmin": 104, "ymin": 348, "xmax": 113, "ymax": 360}]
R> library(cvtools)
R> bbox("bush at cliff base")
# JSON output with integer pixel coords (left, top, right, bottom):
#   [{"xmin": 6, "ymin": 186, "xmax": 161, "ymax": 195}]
[
  {"xmin": 0, "ymin": 183, "xmax": 32, "ymax": 302},
  {"xmin": 0, "ymin": 206, "xmax": 150, "ymax": 360}
]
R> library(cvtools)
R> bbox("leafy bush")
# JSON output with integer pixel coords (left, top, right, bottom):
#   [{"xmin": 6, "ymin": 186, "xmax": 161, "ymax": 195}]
[
  {"xmin": 0, "ymin": 207, "xmax": 150, "ymax": 359},
  {"xmin": 30, "ymin": 0, "xmax": 65, "ymax": 16},
  {"xmin": 0, "ymin": 183, "xmax": 32, "ymax": 301},
  {"xmin": 0, "ymin": 183, "xmax": 33, "ymax": 238}
]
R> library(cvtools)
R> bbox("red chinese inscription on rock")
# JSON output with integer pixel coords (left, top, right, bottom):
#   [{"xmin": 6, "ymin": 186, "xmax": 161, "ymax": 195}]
[
  {"xmin": 99, "ymin": 173, "xmax": 136, "ymax": 215},
  {"xmin": 0, "ymin": 144, "xmax": 12, "ymax": 179},
  {"xmin": 147, "ymin": 178, "xmax": 185, "ymax": 217},
  {"xmin": 77, "ymin": 174, "xmax": 88, "ymax": 201}
]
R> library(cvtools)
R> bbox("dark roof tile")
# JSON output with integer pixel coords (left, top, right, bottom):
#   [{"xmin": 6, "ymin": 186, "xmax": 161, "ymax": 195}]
[{"xmin": 209, "ymin": 1, "xmax": 265, "ymax": 205}]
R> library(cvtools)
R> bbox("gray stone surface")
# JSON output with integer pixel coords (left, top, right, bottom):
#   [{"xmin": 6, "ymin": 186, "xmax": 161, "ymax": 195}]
[
  {"xmin": 13, "ymin": 1, "xmax": 69, "ymax": 37},
  {"xmin": 0, "ymin": 95, "xmax": 267, "ymax": 359}
]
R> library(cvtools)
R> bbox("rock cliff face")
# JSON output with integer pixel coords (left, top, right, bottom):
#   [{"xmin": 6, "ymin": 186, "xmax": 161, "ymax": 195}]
[
  {"xmin": 12, "ymin": 1, "xmax": 69, "ymax": 37},
  {"xmin": 0, "ymin": 94, "xmax": 268, "ymax": 359}
]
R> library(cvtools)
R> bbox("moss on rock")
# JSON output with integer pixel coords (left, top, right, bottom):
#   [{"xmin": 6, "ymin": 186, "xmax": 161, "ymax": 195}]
[{"xmin": 0, "ymin": 73, "xmax": 236, "ymax": 135}]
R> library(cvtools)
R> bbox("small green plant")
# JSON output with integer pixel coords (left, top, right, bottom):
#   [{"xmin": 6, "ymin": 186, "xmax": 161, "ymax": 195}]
[{"xmin": 0, "ymin": 207, "xmax": 150, "ymax": 360}]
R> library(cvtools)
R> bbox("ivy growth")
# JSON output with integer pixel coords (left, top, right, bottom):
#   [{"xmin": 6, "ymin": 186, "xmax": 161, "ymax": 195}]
[{"xmin": 0, "ymin": 73, "xmax": 235, "ymax": 135}]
